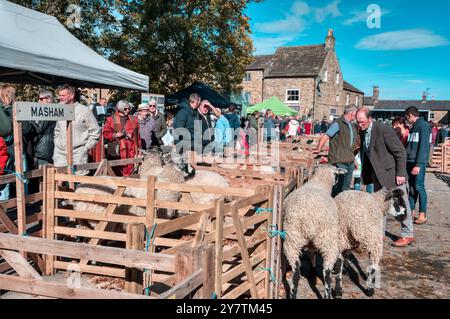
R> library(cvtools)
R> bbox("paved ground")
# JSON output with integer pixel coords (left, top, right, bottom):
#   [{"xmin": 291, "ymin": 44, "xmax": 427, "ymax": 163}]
[{"xmin": 282, "ymin": 173, "xmax": 450, "ymax": 299}]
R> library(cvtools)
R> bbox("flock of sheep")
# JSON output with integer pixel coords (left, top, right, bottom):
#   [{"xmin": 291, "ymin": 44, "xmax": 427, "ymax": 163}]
[
  {"xmin": 70, "ymin": 152, "xmax": 408, "ymax": 299},
  {"xmin": 283, "ymin": 165, "xmax": 407, "ymax": 299}
]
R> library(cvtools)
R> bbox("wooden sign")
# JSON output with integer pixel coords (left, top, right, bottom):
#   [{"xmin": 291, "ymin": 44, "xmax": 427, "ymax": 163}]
[{"xmin": 15, "ymin": 102, "xmax": 75, "ymax": 122}]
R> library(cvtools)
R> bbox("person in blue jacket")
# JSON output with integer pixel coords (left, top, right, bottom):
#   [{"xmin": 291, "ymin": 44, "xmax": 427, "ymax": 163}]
[
  {"xmin": 405, "ymin": 106, "xmax": 431, "ymax": 225},
  {"xmin": 214, "ymin": 108, "xmax": 232, "ymax": 156}
]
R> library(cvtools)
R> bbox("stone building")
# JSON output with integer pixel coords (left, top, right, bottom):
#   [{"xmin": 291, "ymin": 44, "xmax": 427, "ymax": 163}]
[
  {"xmin": 364, "ymin": 86, "xmax": 450, "ymax": 125},
  {"xmin": 241, "ymin": 29, "xmax": 363, "ymax": 120}
]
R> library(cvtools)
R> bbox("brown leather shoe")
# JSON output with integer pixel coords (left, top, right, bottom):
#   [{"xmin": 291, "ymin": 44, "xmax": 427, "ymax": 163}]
[
  {"xmin": 414, "ymin": 213, "xmax": 428, "ymax": 225},
  {"xmin": 392, "ymin": 237, "xmax": 414, "ymax": 247}
]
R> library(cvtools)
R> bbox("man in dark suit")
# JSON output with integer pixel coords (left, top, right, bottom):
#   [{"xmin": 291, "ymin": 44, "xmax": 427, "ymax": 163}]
[{"xmin": 356, "ymin": 109, "xmax": 414, "ymax": 247}]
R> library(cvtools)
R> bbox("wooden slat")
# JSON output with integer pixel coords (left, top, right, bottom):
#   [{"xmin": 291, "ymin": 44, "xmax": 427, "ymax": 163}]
[
  {"xmin": 193, "ymin": 212, "xmax": 209, "ymax": 247},
  {"xmin": 156, "ymin": 181, "xmax": 256, "ymax": 197},
  {"xmin": 157, "ymin": 270, "xmax": 203, "ymax": 299},
  {"xmin": 0, "ymin": 274, "xmax": 153, "ymax": 299},
  {"xmin": 222, "ymin": 251, "xmax": 266, "ymax": 284},
  {"xmin": 54, "ymin": 208, "xmax": 145, "ymax": 224},
  {"xmin": 0, "ymin": 207, "xmax": 18, "ymax": 234},
  {"xmin": 0, "ymin": 193, "xmax": 43, "ymax": 211},
  {"xmin": 0, "ymin": 233, "xmax": 175, "ymax": 272},
  {"xmin": 222, "ymin": 271, "xmax": 265, "ymax": 299},
  {"xmin": 55, "ymin": 191, "xmax": 147, "ymax": 207},
  {"xmin": 0, "ymin": 250, "xmax": 42, "ymax": 280},
  {"xmin": 45, "ymin": 167, "xmax": 56, "ymax": 275},
  {"xmin": 54, "ymin": 174, "xmax": 147, "ymax": 189},
  {"xmin": 0, "ymin": 169, "xmax": 44, "ymax": 185},
  {"xmin": 223, "ymin": 232, "xmax": 267, "ymax": 261},
  {"xmin": 54, "ymin": 226, "xmax": 127, "ymax": 242},
  {"xmin": 231, "ymin": 205, "xmax": 259, "ymax": 299},
  {"xmin": 214, "ymin": 200, "xmax": 224, "ymax": 297},
  {"xmin": 155, "ymin": 200, "xmax": 214, "ymax": 212},
  {"xmin": 54, "ymin": 261, "xmax": 125, "ymax": 278},
  {"xmin": 79, "ymin": 187, "xmax": 127, "ymax": 267}
]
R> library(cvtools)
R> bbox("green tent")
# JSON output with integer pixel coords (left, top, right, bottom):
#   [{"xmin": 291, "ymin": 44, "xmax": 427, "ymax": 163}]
[{"xmin": 247, "ymin": 96, "xmax": 298, "ymax": 116}]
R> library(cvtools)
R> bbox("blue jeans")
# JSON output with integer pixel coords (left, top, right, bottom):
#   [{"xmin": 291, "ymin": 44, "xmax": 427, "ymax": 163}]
[
  {"xmin": 407, "ymin": 162, "xmax": 427, "ymax": 214},
  {"xmin": 332, "ymin": 162, "xmax": 355, "ymax": 197},
  {"xmin": 0, "ymin": 183, "xmax": 9, "ymax": 201}
]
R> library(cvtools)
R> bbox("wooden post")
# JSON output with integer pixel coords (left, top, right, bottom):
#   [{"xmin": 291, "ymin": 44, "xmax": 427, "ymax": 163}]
[
  {"xmin": 66, "ymin": 121, "xmax": 74, "ymax": 190},
  {"xmin": 274, "ymin": 186, "xmax": 285, "ymax": 300},
  {"xmin": 175, "ymin": 244, "xmax": 215, "ymax": 299},
  {"xmin": 44, "ymin": 167, "xmax": 56, "ymax": 275},
  {"xmin": 214, "ymin": 199, "xmax": 224, "ymax": 298},
  {"xmin": 125, "ymin": 223, "xmax": 145, "ymax": 294},
  {"xmin": 144, "ymin": 176, "xmax": 156, "ymax": 291},
  {"xmin": 12, "ymin": 103, "xmax": 26, "ymax": 255},
  {"xmin": 263, "ymin": 187, "xmax": 275, "ymax": 299}
]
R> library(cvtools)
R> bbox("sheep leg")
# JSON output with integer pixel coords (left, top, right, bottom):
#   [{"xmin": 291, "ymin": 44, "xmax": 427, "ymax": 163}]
[
  {"xmin": 366, "ymin": 253, "xmax": 381, "ymax": 297},
  {"xmin": 333, "ymin": 257, "xmax": 344, "ymax": 299},
  {"xmin": 290, "ymin": 259, "xmax": 302, "ymax": 299},
  {"xmin": 285, "ymin": 244, "xmax": 303, "ymax": 299},
  {"xmin": 322, "ymin": 253, "xmax": 338, "ymax": 299}
]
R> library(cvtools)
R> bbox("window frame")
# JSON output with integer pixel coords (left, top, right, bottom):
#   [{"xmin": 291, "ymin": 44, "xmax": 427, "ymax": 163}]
[
  {"xmin": 336, "ymin": 73, "xmax": 340, "ymax": 85},
  {"xmin": 286, "ymin": 89, "xmax": 300, "ymax": 103},
  {"xmin": 244, "ymin": 72, "xmax": 252, "ymax": 82},
  {"xmin": 324, "ymin": 70, "xmax": 328, "ymax": 82}
]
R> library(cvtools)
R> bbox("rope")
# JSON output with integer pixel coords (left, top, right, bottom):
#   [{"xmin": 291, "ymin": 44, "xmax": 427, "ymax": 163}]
[
  {"xmin": 256, "ymin": 267, "xmax": 277, "ymax": 283},
  {"xmin": 263, "ymin": 224, "xmax": 286, "ymax": 239},
  {"xmin": 70, "ymin": 166, "xmax": 77, "ymax": 175},
  {"xmin": 144, "ymin": 224, "xmax": 157, "ymax": 296},
  {"xmin": 5, "ymin": 170, "xmax": 28, "ymax": 184},
  {"xmin": 255, "ymin": 207, "xmax": 273, "ymax": 214},
  {"xmin": 212, "ymin": 292, "xmax": 217, "ymax": 299}
]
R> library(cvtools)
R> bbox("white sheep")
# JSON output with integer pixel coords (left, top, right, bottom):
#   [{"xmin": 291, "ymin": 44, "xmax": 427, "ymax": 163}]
[
  {"xmin": 185, "ymin": 170, "xmax": 230, "ymax": 204},
  {"xmin": 73, "ymin": 151, "xmax": 186, "ymax": 230},
  {"xmin": 333, "ymin": 188, "xmax": 407, "ymax": 298},
  {"xmin": 282, "ymin": 165, "xmax": 346, "ymax": 299}
]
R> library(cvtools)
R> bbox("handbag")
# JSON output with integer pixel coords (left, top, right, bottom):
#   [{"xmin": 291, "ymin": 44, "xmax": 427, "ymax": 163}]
[{"xmin": 106, "ymin": 114, "xmax": 124, "ymax": 160}]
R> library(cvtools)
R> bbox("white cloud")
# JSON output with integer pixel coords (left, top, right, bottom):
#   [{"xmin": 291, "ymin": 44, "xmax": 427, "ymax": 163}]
[
  {"xmin": 355, "ymin": 29, "xmax": 449, "ymax": 50},
  {"xmin": 255, "ymin": 16, "xmax": 306, "ymax": 34},
  {"xmin": 291, "ymin": 1, "xmax": 311, "ymax": 16},
  {"xmin": 253, "ymin": 34, "xmax": 299, "ymax": 55},
  {"xmin": 315, "ymin": 0, "xmax": 341, "ymax": 23},
  {"xmin": 407, "ymin": 80, "xmax": 424, "ymax": 84},
  {"xmin": 377, "ymin": 63, "xmax": 391, "ymax": 68}
]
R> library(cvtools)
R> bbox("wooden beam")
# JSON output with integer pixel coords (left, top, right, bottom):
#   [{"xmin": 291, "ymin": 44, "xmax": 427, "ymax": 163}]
[
  {"xmin": 0, "ymin": 207, "xmax": 18, "ymax": 234},
  {"xmin": 193, "ymin": 212, "xmax": 209, "ymax": 247},
  {"xmin": 0, "ymin": 250, "xmax": 42, "ymax": 280},
  {"xmin": 45, "ymin": 167, "xmax": 56, "ymax": 275},
  {"xmin": 54, "ymin": 173, "xmax": 147, "ymax": 189},
  {"xmin": 0, "ymin": 233, "xmax": 175, "ymax": 272},
  {"xmin": 54, "ymin": 191, "xmax": 147, "ymax": 207},
  {"xmin": 231, "ymin": 205, "xmax": 259, "ymax": 299},
  {"xmin": 157, "ymin": 270, "xmax": 202, "ymax": 299},
  {"xmin": 0, "ymin": 274, "xmax": 153, "ymax": 299}
]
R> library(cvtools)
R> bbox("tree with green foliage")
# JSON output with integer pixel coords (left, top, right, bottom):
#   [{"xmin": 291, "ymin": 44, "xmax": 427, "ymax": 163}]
[{"xmin": 7, "ymin": 0, "xmax": 259, "ymax": 104}]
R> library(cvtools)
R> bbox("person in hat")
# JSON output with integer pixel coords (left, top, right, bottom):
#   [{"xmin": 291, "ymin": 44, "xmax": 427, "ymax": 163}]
[
  {"xmin": 135, "ymin": 103, "xmax": 155, "ymax": 151},
  {"xmin": 148, "ymin": 99, "xmax": 167, "ymax": 147},
  {"xmin": 103, "ymin": 100, "xmax": 141, "ymax": 176}
]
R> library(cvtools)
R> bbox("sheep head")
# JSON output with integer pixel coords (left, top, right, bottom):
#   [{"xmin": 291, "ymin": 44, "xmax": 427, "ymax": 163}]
[
  {"xmin": 139, "ymin": 150, "xmax": 164, "ymax": 176},
  {"xmin": 310, "ymin": 164, "xmax": 347, "ymax": 192},
  {"xmin": 382, "ymin": 188, "xmax": 407, "ymax": 222}
]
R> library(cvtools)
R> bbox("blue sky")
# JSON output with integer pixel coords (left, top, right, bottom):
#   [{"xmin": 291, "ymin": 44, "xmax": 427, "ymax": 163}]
[{"xmin": 245, "ymin": 0, "xmax": 450, "ymax": 100}]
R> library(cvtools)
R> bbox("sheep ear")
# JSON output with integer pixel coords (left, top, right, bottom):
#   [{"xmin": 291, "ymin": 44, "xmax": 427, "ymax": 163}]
[
  {"xmin": 335, "ymin": 168, "xmax": 347, "ymax": 175},
  {"xmin": 384, "ymin": 188, "xmax": 394, "ymax": 201}
]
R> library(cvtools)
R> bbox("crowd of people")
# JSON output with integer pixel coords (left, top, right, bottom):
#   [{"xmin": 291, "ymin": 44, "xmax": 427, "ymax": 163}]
[{"xmin": 314, "ymin": 104, "xmax": 449, "ymax": 248}]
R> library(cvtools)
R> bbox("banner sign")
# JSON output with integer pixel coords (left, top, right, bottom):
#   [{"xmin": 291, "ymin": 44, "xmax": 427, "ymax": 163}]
[{"xmin": 15, "ymin": 102, "xmax": 75, "ymax": 121}]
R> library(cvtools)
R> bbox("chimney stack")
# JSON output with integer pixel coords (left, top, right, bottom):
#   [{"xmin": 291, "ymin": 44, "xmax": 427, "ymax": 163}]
[
  {"xmin": 373, "ymin": 86, "xmax": 379, "ymax": 104},
  {"xmin": 325, "ymin": 29, "xmax": 335, "ymax": 51},
  {"xmin": 422, "ymin": 91, "xmax": 427, "ymax": 102}
]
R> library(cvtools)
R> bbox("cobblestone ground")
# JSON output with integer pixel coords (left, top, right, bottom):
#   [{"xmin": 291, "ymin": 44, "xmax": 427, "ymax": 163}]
[{"xmin": 282, "ymin": 173, "xmax": 450, "ymax": 299}]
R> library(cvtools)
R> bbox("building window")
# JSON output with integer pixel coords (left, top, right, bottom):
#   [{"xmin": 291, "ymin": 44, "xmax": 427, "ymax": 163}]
[
  {"xmin": 244, "ymin": 72, "xmax": 251, "ymax": 82},
  {"xmin": 429, "ymin": 112, "xmax": 435, "ymax": 120},
  {"xmin": 336, "ymin": 94, "xmax": 340, "ymax": 103},
  {"xmin": 92, "ymin": 92, "xmax": 98, "ymax": 103},
  {"xmin": 286, "ymin": 89, "xmax": 300, "ymax": 102},
  {"xmin": 336, "ymin": 73, "xmax": 340, "ymax": 84},
  {"xmin": 330, "ymin": 108, "xmax": 337, "ymax": 115},
  {"xmin": 355, "ymin": 96, "xmax": 359, "ymax": 107},
  {"xmin": 324, "ymin": 70, "xmax": 328, "ymax": 82},
  {"xmin": 346, "ymin": 94, "xmax": 350, "ymax": 106}
]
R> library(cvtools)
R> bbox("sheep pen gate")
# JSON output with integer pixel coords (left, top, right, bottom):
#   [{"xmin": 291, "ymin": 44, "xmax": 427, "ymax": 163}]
[
  {"xmin": 42, "ymin": 167, "xmax": 283, "ymax": 299},
  {"xmin": 0, "ymin": 232, "xmax": 214, "ymax": 299}
]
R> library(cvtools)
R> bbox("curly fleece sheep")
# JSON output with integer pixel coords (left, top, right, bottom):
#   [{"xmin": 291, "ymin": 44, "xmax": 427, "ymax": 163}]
[
  {"xmin": 283, "ymin": 165, "xmax": 346, "ymax": 299},
  {"xmin": 333, "ymin": 188, "xmax": 407, "ymax": 298},
  {"xmin": 73, "ymin": 151, "xmax": 185, "ymax": 229},
  {"xmin": 185, "ymin": 169, "xmax": 230, "ymax": 204}
]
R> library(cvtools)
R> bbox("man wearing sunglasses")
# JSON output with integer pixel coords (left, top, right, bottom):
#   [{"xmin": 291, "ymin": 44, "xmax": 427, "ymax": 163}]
[
  {"xmin": 148, "ymin": 99, "xmax": 167, "ymax": 147},
  {"xmin": 53, "ymin": 84, "xmax": 100, "ymax": 176}
]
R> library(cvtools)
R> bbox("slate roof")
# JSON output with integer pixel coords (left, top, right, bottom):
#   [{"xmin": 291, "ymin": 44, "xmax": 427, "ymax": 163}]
[
  {"xmin": 364, "ymin": 98, "xmax": 450, "ymax": 111},
  {"xmin": 246, "ymin": 44, "xmax": 328, "ymax": 78},
  {"xmin": 343, "ymin": 81, "xmax": 364, "ymax": 94}
]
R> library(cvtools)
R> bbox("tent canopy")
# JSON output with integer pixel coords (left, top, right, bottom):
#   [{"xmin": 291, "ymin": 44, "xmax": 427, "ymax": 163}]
[
  {"xmin": 0, "ymin": 0, "xmax": 148, "ymax": 91},
  {"xmin": 247, "ymin": 96, "xmax": 298, "ymax": 116},
  {"xmin": 166, "ymin": 81, "xmax": 235, "ymax": 109}
]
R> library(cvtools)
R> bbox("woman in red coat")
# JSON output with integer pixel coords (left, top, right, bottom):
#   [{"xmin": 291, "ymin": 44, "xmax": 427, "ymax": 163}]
[
  {"xmin": 0, "ymin": 137, "xmax": 8, "ymax": 175},
  {"xmin": 103, "ymin": 101, "xmax": 141, "ymax": 176}
]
